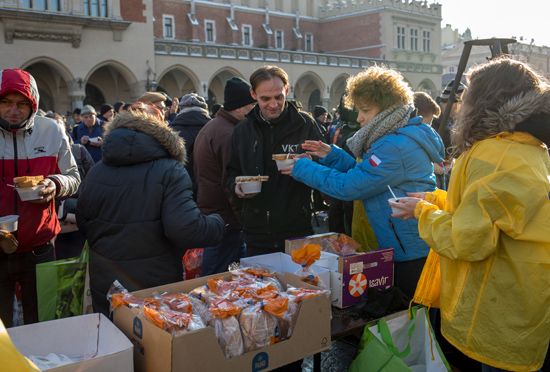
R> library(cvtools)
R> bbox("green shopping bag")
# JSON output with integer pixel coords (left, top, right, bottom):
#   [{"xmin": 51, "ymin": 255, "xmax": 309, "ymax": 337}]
[
  {"xmin": 36, "ymin": 242, "xmax": 89, "ymax": 321},
  {"xmin": 349, "ymin": 307, "xmax": 450, "ymax": 372}
]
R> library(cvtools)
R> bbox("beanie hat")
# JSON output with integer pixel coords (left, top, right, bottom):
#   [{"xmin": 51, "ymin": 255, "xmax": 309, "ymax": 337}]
[
  {"xmin": 440, "ymin": 79, "xmax": 465, "ymax": 102},
  {"xmin": 179, "ymin": 93, "xmax": 208, "ymax": 111},
  {"xmin": 223, "ymin": 77, "xmax": 255, "ymax": 111},
  {"xmin": 313, "ymin": 105, "xmax": 328, "ymax": 118},
  {"xmin": 100, "ymin": 104, "xmax": 113, "ymax": 115},
  {"xmin": 138, "ymin": 91, "xmax": 166, "ymax": 104},
  {"xmin": 80, "ymin": 105, "xmax": 96, "ymax": 116}
]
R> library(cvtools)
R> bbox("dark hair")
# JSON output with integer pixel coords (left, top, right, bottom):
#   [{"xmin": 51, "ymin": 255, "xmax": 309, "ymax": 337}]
[
  {"xmin": 122, "ymin": 103, "xmax": 132, "ymax": 111},
  {"xmin": 73, "ymin": 108, "xmax": 81, "ymax": 115},
  {"xmin": 113, "ymin": 101, "xmax": 125, "ymax": 113},
  {"xmin": 100, "ymin": 104, "xmax": 114, "ymax": 115},
  {"xmin": 249, "ymin": 65, "xmax": 289, "ymax": 91},
  {"xmin": 413, "ymin": 91, "xmax": 441, "ymax": 118},
  {"xmin": 211, "ymin": 103, "xmax": 222, "ymax": 116}
]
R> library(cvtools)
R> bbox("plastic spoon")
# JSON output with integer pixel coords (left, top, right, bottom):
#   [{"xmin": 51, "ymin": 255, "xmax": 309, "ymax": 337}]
[{"xmin": 387, "ymin": 185, "xmax": 399, "ymax": 202}]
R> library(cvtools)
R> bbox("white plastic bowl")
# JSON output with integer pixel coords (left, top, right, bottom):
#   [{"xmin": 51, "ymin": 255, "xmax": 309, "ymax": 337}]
[
  {"xmin": 89, "ymin": 137, "xmax": 101, "ymax": 144},
  {"xmin": 239, "ymin": 181, "xmax": 262, "ymax": 194},
  {"xmin": 16, "ymin": 185, "xmax": 44, "ymax": 201},
  {"xmin": 388, "ymin": 197, "xmax": 417, "ymax": 214},
  {"xmin": 274, "ymin": 158, "xmax": 295, "ymax": 170},
  {"xmin": 0, "ymin": 215, "xmax": 18, "ymax": 232}
]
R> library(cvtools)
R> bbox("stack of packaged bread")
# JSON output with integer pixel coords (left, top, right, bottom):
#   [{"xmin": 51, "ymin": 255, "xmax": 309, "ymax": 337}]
[{"xmin": 109, "ymin": 268, "xmax": 328, "ymax": 358}]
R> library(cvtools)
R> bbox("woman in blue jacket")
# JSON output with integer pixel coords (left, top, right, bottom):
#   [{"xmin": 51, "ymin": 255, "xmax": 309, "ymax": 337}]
[{"xmin": 282, "ymin": 66, "xmax": 445, "ymax": 299}]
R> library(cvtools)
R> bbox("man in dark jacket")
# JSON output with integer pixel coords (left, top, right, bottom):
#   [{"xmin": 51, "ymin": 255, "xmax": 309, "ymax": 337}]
[
  {"xmin": 226, "ymin": 65, "xmax": 323, "ymax": 256},
  {"xmin": 76, "ymin": 107, "xmax": 224, "ymax": 316},
  {"xmin": 194, "ymin": 77, "xmax": 256, "ymax": 275},
  {"xmin": 170, "ymin": 93, "xmax": 211, "ymax": 186}
]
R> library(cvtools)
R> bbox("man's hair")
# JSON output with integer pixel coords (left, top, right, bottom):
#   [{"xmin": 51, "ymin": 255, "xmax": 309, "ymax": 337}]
[
  {"xmin": 344, "ymin": 66, "xmax": 413, "ymax": 112},
  {"xmin": 249, "ymin": 65, "xmax": 289, "ymax": 91},
  {"xmin": 413, "ymin": 92, "xmax": 441, "ymax": 118},
  {"xmin": 73, "ymin": 108, "xmax": 81, "ymax": 115},
  {"xmin": 453, "ymin": 57, "xmax": 545, "ymax": 155}
]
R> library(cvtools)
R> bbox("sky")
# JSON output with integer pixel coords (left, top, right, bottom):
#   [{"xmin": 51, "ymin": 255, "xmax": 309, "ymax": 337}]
[{"xmin": 436, "ymin": 0, "xmax": 550, "ymax": 47}]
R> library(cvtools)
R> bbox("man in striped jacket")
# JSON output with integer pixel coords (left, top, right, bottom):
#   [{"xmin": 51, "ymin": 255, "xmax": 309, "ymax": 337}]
[{"xmin": 0, "ymin": 68, "xmax": 80, "ymax": 326}]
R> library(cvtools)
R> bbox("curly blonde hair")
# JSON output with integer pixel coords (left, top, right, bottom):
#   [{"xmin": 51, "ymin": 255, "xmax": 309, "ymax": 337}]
[{"xmin": 344, "ymin": 66, "xmax": 413, "ymax": 111}]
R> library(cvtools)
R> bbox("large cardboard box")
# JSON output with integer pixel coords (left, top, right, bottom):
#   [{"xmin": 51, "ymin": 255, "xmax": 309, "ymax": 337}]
[
  {"xmin": 8, "ymin": 313, "xmax": 133, "ymax": 372},
  {"xmin": 113, "ymin": 272, "xmax": 331, "ymax": 372},
  {"xmin": 286, "ymin": 233, "xmax": 394, "ymax": 308},
  {"xmin": 240, "ymin": 252, "xmax": 331, "ymax": 290}
]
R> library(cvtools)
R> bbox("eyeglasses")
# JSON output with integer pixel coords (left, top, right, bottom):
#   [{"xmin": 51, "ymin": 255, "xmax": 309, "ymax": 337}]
[{"xmin": 0, "ymin": 98, "xmax": 32, "ymax": 110}]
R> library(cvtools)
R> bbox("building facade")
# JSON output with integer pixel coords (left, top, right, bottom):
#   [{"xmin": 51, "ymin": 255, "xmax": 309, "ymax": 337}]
[{"xmin": 0, "ymin": 0, "xmax": 442, "ymax": 114}]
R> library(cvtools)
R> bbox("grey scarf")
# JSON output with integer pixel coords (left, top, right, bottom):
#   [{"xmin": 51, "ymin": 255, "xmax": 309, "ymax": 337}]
[{"xmin": 346, "ymin": 104, "xmax": 414, "ymax": 158}]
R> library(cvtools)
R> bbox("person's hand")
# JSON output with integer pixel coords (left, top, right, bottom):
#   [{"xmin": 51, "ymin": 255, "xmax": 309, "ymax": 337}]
[
  {"xmin": 80, "ymin": 135, "xmax": 89, "ymax": 145},
  {"xmin": 30, "ymin": 178, "xmax": 56, "ymax": 204},
  {"xmin": 279, "ymin": 154, "xmax": 310, "ymax": 176},
  {"xmin": 234, "ymin": 183, "xmax": 257, "ymax": 199},
  {"xmin": 170, "ymin": 97, "xmax": 179, "ymax": 115},
  {"xmin": 407, "ymin": 192, "xmax": 427, "ymax": 200},
  {"xmin": 301, "ymin": 140, "xmax": 332, "ymax": 158},
  {"xmin": 390, "ymin": 197, "xmax": 422, "ymax": 220},
  {"xmin": 433, "ymin": 162, "xmax": 444, "ymax": 175},
  {"xmin": 90, "ymin": 136, "xmax": 103, "ymax": 147},
  {"xmin": 0, "ymin": 230, "xmax": 18, "ymax": 254}
]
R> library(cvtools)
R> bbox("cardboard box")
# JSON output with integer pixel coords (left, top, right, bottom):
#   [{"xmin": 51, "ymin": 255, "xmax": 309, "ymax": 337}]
[
  {"xmin": 286, "ymin": 233, "xmax": 394, "ymax": 308},
  {"xmin": 113, "ymin": 272, "xmax": 331, "ymax": 372},
  {"xmin": 240, "ymin": 252, "xmax": 331, "ymax": 290},
  {"xmin": 8, "ymin": 313, "xmax": 133, "ymax": 372}
]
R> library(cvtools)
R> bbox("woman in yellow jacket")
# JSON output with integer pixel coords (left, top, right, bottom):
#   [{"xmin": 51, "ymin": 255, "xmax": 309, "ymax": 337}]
[{"xmin": 392, "ymin": 57, "xmax": 550, "ymax": 371}]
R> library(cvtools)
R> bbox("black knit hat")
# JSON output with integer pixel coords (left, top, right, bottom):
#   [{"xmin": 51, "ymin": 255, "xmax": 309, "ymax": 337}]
[
  {"xmin": 224, "ymin": 77, "xmax": 255, "ymax": 111},
  {"xmin": 313, "ymin": 105, "xmax": 328, "ymax": 118}
]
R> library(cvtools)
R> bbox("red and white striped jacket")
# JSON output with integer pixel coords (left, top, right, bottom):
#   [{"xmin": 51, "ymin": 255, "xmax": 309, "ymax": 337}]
[{"xmin": 0, "ymin": 69, "xmax": 80, "ymax": 252}]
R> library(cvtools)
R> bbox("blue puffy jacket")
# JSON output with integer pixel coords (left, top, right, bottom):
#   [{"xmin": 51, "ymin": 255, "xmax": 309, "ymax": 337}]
[{"xmin": 292, "ymin": 117, "xmax": 445, "ymax": 262}]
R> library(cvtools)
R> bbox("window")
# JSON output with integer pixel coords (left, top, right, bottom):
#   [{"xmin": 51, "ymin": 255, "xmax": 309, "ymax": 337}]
[
  {"xmin": 242, "ymin": 24, "xmax": 253, "ymax": 46},
  {"xmin": 410, "ymin": 29, "xmax": 418, "ymax": 51},
  {"xmin": 84, "ymin": 0, "xmax": 108, "ymax": 17},
  {"xmin": 275, "ymin": 30, "xmax": 284, "ymax": 49},
  {"xmin": 21, "ymin": 0, "xmax": 61, "ymax": 11},
  {"xmin": 397, "ymin": 26, "xmax": 406, "ymax": 49},
  {"xmin": 163, "ymin": 15, "xmax": 175, "ymax": 39},
  {"xmin": 423, "ymin": 30, "xmax": 431, "ymax": 52},
  {"xmin": 205, "ymin": 20, "xmax": 216, "ymax": 43},
  {"xmin": 305, "ymin": 33, "xmax": 313, "ymax": 52}
]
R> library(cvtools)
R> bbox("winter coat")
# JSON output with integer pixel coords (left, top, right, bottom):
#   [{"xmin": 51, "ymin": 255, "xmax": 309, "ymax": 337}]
[
  {"xmin": 292, "ymin": 117, "xmax": 445, "ymax": 261},
  {"xmin": 76, "ymin": 111, "xmax": 224, "ymax": 316},
  {"xmin": 193, "ymin": 108, "xmax": 241, "ymax": 229},
  {"xmin": 73, "ymin": 120, "xmax": 104, "ymax": 163},
  {"xmin": 415, "ymin": 94, "xmax": 550, "ymax": 371},
  {"xmin": 170, "ymin": 106, "xmax": 211, "ymax": 183},
  {"xmin": 0, "ymin": 69, "xmax": 80, "ymax": 252},
  {"xmin": 226, "ymin": 102, "xmax": 323, "ymax": 245}
]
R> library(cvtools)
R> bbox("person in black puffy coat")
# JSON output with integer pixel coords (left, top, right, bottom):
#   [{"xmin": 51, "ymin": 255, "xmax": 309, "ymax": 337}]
[{"xmin": 77, "ymin": 106, "xmax": 224, "ymax": 316}]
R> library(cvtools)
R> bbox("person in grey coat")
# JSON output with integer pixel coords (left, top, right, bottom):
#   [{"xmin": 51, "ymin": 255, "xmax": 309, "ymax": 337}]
[{"xmin": 77, "ymin": 106, "xmax": 224, "ymax": 316}]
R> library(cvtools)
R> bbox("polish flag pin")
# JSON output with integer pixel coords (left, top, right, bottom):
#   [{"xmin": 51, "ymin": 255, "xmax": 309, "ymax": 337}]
[{"xmin": 369, "ymin": 154, "xmax": 381, "ymax": 167}]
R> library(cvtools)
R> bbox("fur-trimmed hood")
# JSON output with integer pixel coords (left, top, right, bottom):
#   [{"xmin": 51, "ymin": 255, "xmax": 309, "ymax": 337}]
[
  {"xmin": 483, "ymin": 90, "xmax": 550, "ymax": 131},
  {"xmin": 102, "ymin": 111, "xmax": 187, "ymax": 166}
]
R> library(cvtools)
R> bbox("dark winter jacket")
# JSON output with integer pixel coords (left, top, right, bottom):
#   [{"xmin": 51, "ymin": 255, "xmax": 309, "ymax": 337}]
[
  {"xmin": 193, "ymin": 108, "xmax": 241, "ymax": 229},
  {"xmin": 76, "ymin": 111, "xmax": 224, "ymax": 316},
  {"xmin": 170, "ymin": 107, "xmax": 211, "ymax": 183},
  {"xmin": 226, "ymin": 102, "xmax": 322, "ymax": 246}
]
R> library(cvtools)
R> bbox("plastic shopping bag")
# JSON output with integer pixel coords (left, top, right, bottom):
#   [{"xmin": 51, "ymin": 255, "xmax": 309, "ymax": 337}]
[
  {"xmin": 413, "ymin": 249, "xmax": 441, "ymax": 308},
  {"xmin": 349, "ymin": 307, "xmax": 450, "ymax": 372},
  {"xmin": 36, "ymin": 242, "xmax": 90, "ymax": 321}
]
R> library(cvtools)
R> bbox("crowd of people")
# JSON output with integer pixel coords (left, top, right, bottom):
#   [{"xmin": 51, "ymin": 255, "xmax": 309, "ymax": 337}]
[{"xmin": 0, "ymin": 56, "xmax": 548, "ymax": 372}]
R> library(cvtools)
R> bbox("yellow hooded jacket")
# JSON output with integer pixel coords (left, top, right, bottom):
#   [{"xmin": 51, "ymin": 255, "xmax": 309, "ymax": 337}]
[{"xmin": 415, "ymin": 132, "xmax": 550, "ymax": 371}]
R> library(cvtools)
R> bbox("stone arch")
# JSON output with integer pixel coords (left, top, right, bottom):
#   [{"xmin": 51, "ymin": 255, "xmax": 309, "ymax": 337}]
[
  {"xmin": 207, "ymin": 67, "xmax": 245, "ymax": 109},
  {"xmin": 294, "ymin": 71, "xmax": 326, "ymax": 113},
  {"xmin": 157, "ymin": 65, "xmax": 200, "ymax": 99},
  {"xmin": 416, "ymin": 78, "xmax": 437, "ymax": 98},
  {"xmin": 85, "ymin": 60, "xmax": 139, "ymax": 108},
  {"xmin": 21, "ymin": 57, "xmax": 74, "ymax": 113},
  {"xmin": 330, "ymin": 73, "xmax": 350, "ymax": 111}
]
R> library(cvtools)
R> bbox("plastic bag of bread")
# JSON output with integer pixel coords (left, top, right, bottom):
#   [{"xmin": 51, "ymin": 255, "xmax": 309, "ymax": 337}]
[
  {"xmin": 282, "ymin": 287, "xmax": 330, "ymax": 338},
  {"xmin": 207, "ymin": 277, "xmax": 239, "ymax": 296},
  {"xmin": 239, "ymin": 302, "xmax": 279, "ymax": 352},
  {"xmin": 159, "ymin": 292, "xmax": 193, "ymax": 313},
  {"xmin": 321, "ymin": 234, "xmax": 360, "ymax": 256},
  {"xmin": 211, "ymin": 316, "xmax": 244, "ymax": 358},
  {"xmin": 290, "ymin": 243, "xmax": 324, "ymax": 288},
  {"xmin": 107, "ymin": 280, "xmax": 144, "ymax": 313},
  {"xmin": 143, "ymin": 304, "xmax": 205, "ymax": 336},
  {"xmin": 189, "ymin": 296, "xmax": 212, "ymax": 324},
  {"xmin": 189, "ymin": 284, "xmax": 217, "ymax": 305}
]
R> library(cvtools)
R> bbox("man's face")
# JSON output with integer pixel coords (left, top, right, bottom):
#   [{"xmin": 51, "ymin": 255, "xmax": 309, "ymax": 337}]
[
  {"xmin": 250, "ymin": 77, "xmax": 288, "ymax": 121},
  {"xmin": 317, "ymin": 112, "xmax": 328, "ymax": 124},
  {"xmin": 82, "ymin": 113, "xmax": 96, "ymax": 128},
  {"xmin": 103, "ymin": 109, "xmax": 114, "ymax": 120},
  {"xmin": 0, "ymin": 93, "xmax": 32, "ymax": 126},
  {"xmin": 73, "ymin": 113, "xmax": 81, "ymax": 123}
]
